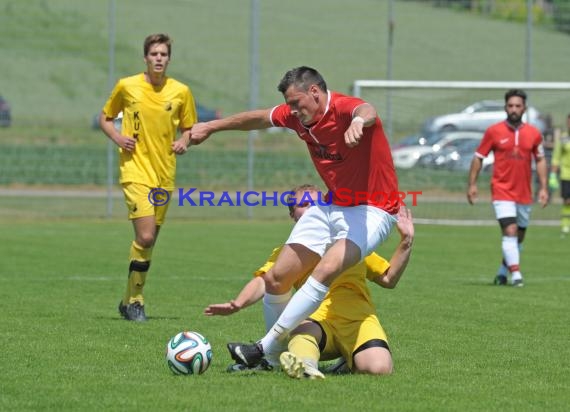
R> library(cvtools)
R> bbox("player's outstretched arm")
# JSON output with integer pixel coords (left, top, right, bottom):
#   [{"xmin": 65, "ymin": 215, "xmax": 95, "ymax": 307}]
[
  {"xmin": 203, "ymin": 276, "xmax": 265, "ymax": 316},
  {"xmin": 372, "ymin": 207, "xmax": 414, "ymax": 289},
  {"xmin": 190, "ymin": 109, "xmax": 273, "ymax": 146}
]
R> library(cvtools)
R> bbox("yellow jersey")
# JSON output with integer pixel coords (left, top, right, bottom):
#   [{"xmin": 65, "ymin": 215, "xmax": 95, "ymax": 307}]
[
  {"xmin": 102, "ymin": 73, "xmax": 197, "ymax": 190},
  {"xmin": 552, "ymin": 133, "xmax": 570, "ymax": 181}
]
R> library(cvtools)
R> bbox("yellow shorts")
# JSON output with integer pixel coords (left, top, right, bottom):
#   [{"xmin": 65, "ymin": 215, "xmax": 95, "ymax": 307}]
[
  {"xmin": 309, "ymin": 287, "xmax": 388, "ymax": 370},
  {"xmin": 122, "ymin": 183, "xmax": 172, "ymax": 225}
]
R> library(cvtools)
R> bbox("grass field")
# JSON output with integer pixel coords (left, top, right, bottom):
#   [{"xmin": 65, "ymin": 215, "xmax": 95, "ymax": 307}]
[
  {"xmin": 1, "ymin": 2, "xmax": 569, "ymax": 409},
  {"xmin": 1, "ymin": 219, "xmax": 568, "ymax": 411}
]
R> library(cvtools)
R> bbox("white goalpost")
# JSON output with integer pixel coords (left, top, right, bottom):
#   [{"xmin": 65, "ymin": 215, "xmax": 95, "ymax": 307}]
[{"xmin": 353, "ymin": 80, "xmax": 570, "ymax": 95}]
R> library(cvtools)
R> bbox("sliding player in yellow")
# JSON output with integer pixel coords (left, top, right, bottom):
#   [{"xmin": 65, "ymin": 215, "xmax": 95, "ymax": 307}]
[
  {"xmin": 204, "ymin": 185, "xmax": 414, "ymax": 378},
  {"xmin": 100, "ymin": 33, "xmax": 196, "ymax": 321}
]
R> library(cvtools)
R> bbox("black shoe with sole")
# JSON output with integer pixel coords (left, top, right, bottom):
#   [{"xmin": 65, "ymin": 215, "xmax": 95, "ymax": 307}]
[
  {"xmin": 125, "ymin": 302, "xmax": 147, "ymax": 322},
  {"xmin": 226, "ymin": 359, "xmax": 273, "ymax": 373},
  {"xmin": 493, "ymin": 275, "xmax": 507, "ymax": 286},
  {"xmin": 227, "ymin": 342, "xmax": 264, "ymax": 367}
]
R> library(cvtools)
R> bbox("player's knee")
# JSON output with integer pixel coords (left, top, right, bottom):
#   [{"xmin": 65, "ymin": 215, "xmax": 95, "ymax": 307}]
[
  {"xmin": 264, "ymin": 276, "xmax": 286, "ymax": 294},
  {"xmin": 136, "ymin": 233, "xmax": 156, "ymax": 248},
  {"xmin": 263, "ymin": 269, "xmax": 293, "ymax": 294},
  {"xmin": 353, "ymin": 348, "xmax": 393, "ymax": 375},
  {"xmin": 369, "ymin": 362, "xmax": 393, "ymax": 376},
  {"xmin": 356, "ymin": 361, "xmax": 393, "ymax": 376}
]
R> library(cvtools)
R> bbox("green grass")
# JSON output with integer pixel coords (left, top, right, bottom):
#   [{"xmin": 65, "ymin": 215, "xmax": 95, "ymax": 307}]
[
  {"xmin": 1, "ymin": 219, "xmax": 568, "ymax": 411},
  {"xmin": 1, "ymin": 3, "xmax": 568, "ymax": 409}
]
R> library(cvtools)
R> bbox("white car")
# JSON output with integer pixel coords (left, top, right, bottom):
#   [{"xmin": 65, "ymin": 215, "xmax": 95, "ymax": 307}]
[
  {"xmin": 422, "ymin": 100, "xmax": 545, "ymax": 134},
  {"xmin": 392, "ymin": 130, "xmax": 483, "ymax": 169}
]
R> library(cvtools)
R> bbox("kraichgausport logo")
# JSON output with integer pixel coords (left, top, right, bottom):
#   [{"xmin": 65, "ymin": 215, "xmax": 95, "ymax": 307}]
[{"xmin": 146, "ymin": 188, "xmax": 422, "ymax": 208}]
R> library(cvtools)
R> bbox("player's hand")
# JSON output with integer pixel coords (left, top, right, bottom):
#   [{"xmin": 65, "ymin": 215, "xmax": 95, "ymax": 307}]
[
  {"xmin": 466, "ymin": 184, "xmax": 478, "ymax": 205},
  {"xmin": 171, "ymin": 137, "xmax": 189, "ymax": 155},
  {"xmin": 344, "ymin": 118, "xmax": 365, "ymax": 148},
  {"xmin": 203, "ymin": 300, "xmax": 241, "ymax": 316},
  {"xmin": 396, "ymin": 206, "xmax": 414, "ymax": 239},
  {"xmin": 538, "ymin": 187, "xmax": 549, "ymax": 208},
  {"xmin": 115, "ymin": 135, "xmax": 137, "ymax": 152},
  {"xmin": 189, "ymin": 122, "xmax": 213, "ymax": 146}
]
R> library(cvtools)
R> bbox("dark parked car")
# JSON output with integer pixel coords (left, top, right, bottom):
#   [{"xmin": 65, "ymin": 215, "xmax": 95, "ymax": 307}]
[
  {"xmin": 92, "ymin": 103, "xmax": 221, "ymax": 130},
  {"xmin": 0, "ymin": 95, "xmax": 11, "ymax": 127}
]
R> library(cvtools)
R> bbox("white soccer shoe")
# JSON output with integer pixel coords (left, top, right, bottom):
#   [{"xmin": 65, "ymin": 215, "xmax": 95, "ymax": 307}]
[{"xmin": 279, "ymin": 351, "xmax": 325, "ymax": 380}]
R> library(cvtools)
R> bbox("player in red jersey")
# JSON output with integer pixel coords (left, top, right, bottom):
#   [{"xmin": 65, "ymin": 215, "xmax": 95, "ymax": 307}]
[
  {"xmin": 467, "ymin": 89, "xmax": 548, "ymax": 287},
  {"xmin": 190, "ymin": 66, "xmax": 399, "ymax": 367}
]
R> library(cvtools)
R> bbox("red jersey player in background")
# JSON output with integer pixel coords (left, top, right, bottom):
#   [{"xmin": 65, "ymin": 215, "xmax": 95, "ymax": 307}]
[
  {"xmin": 467, "ymin": 89, "xmax": 548, "ymax": 287},
  {"xmin": 190, "ymin": 66, "xmax": 399, "ymax": 367}
]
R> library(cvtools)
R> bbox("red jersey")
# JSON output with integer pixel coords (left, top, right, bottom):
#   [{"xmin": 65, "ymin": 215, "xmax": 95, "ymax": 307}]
[
  {"xmin": 476, "ymin": 121, "xmax": 544, "ymax": 204},
  {"xmin": 270, "ymin": 91, "xmax": 399, "ymax": 214}
]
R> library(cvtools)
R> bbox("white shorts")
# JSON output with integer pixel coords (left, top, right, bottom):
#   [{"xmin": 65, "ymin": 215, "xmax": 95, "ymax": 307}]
[
  {"xmin": 286, "ymin": 204, "xmax": 397, "ymax": 258},
  {"xmin": 492, "ymin": 200, "xmax": 531, "ymax": 228}
]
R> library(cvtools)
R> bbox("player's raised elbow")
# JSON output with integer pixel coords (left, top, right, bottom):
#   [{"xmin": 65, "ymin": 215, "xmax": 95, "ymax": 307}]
[
  {"xmin": 374, "ymin": 275, "xmax": 397, "ymax": 289},
  {"xmin": 383, "ymin": 281, "xmax": 397, "ymax": 290}
]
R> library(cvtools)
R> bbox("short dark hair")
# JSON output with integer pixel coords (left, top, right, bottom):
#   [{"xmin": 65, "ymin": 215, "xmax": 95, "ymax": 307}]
[
  {"xmin": 143, "ymin": 33, "xmax": 172, "ymax": 57},
  {"xmin": 286, "ymin": 183, "xmax": 321, "ymax": 215},
  {"xmin": 504, "ymin": 89, "xmax": 527, "ymax": 104},
  {"xmin": 278, "ymin": 66, "xmax": 327, "ymax": 94}
]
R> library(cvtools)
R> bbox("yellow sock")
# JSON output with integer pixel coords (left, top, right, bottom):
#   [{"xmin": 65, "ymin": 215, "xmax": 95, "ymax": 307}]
[
  {"xmin": 123, "ymin": 241, "xmax": 153, "ymax": 305},
  {"xmin": 561, "ymin": 205, "xmax": 570, "ymax": 230},
  {"xmin": 128, "ymin": 270, "xmax": 147, "ymax": 305},
  {"xmin": 288, "ymin": 333, "xmax": 320, "ymax": 366}
]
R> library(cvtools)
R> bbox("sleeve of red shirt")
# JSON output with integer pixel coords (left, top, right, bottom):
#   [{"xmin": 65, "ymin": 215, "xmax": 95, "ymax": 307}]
[
  {"xmin": 476, "ymin": 128, "xmax": 494, "ymax": 158},
  {"xmin": 270, "ymin": 104, "xmax": 295, "ymax": 128}
]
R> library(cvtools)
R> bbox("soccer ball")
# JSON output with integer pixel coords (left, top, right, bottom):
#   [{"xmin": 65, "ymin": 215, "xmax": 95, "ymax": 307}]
[{"xmin": 166, "ymin": 331, "xmax": 212, "ymax": 375}]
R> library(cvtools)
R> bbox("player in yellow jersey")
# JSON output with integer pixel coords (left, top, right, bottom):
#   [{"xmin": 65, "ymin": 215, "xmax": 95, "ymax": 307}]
[
  {"xmin": 99, "ymin": 33, "xmax": 197, "ymax": 321},
  {"xmin": 204, "ymin": 185, "xmax": 414, "ymax": 378},
  {"xmin": 550, "ymin": 113, "xmax": 570, "ymax": 236}
]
